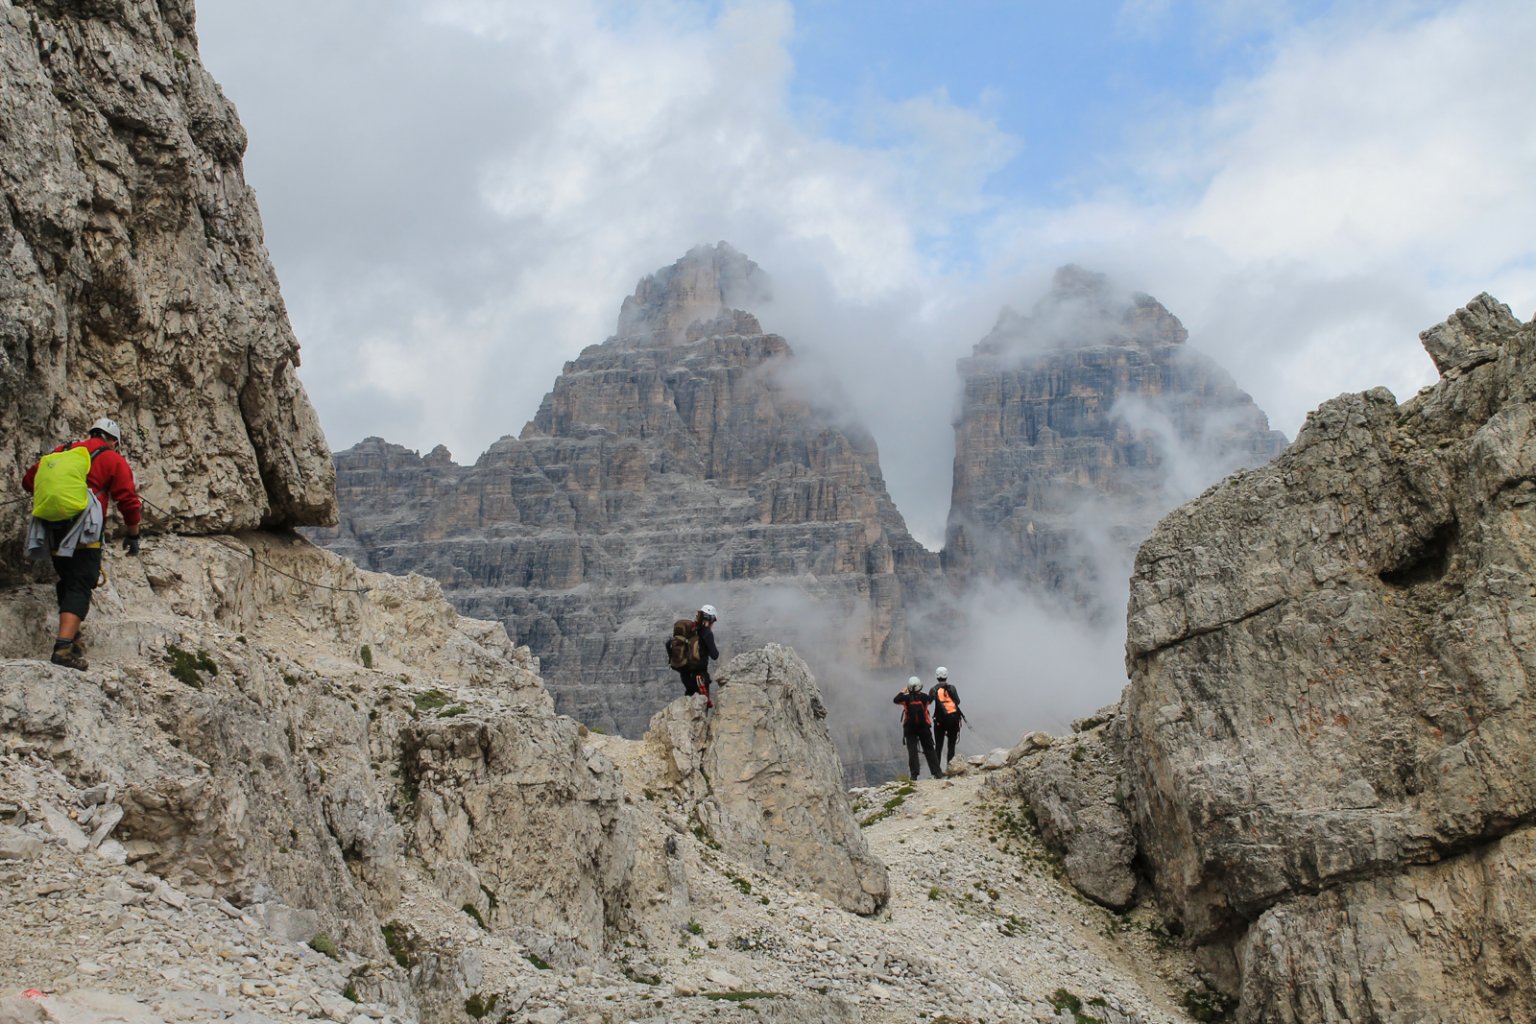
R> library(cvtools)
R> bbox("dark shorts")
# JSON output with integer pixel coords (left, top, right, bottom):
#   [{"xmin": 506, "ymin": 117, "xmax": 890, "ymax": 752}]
[{"xmin": 50, "ymin": 538, "xmax": 103, "ymax": 620}]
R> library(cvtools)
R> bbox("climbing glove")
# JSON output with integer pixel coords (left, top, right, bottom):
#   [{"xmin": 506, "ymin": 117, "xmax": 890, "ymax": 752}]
[{"xmin": 123, "ymin": 534, "xmax": 140, "ymax": 556}]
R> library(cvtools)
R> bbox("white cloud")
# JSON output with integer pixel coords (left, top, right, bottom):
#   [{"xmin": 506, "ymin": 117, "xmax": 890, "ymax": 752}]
[{"xmin": 194, "ymin": 0, "xmax": 1536, "ymax": 737}]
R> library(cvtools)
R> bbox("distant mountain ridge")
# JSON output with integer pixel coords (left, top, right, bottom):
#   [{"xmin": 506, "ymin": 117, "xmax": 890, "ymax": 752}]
[{"xmin": 315, "ymin": 247, "xmax": 1288, "ymax": 779}]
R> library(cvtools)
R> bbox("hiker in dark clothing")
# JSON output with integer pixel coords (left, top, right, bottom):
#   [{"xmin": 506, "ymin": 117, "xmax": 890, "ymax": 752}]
[
  {"xmin": 930, "ymin": 666, "xmax": 963, "ymax": 770},
  {"xmin": 668, "ymin": 604, "xmax": 720, "ymax": 708},
  {"xmin": 21, "ymin": 418, "xmax": 142, "ymax": 671},
  {"xmin": 894, "ymin": 677, "xmax": 942, "ymax": 779}
]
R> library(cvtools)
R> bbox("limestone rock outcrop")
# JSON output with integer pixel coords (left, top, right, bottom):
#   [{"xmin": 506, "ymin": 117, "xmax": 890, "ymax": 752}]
[
  {"xmin": 1118, "ymin": 294, "xmax": 1536, "ymax": 1020},
  {"xmin": 401, "ymin": 710, "xmax": 635, "ymax": 951},
  {"xmin": 999, "ymin": 705, "xmax": 1138, "ymax": 910},
  {"xmin": 314, "ymin": 244, "xmax": 937, "ymax": 780},
  {"xmin": 641, "ymin": 645, "xmax": 889, "ymax": 915},
  {"xmin": 945, "ymin": 266, "xmax": 1286, "ymax": 616},
  {"xmin": 0, "ymin": 0, "xmax": 335, "ymax": 560}
]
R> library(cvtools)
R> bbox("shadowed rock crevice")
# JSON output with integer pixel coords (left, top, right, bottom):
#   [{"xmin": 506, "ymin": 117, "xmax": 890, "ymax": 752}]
[{"xmin": 1378, "ymin": 519, "xmax": 1458, "ymax": 587}]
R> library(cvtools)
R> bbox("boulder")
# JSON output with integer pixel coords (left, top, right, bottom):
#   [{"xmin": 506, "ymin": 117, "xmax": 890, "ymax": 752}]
[
  {"xmin": 644, "ymin": 645, "xmax": 890, "ymax": 915},
  {"xmin": 1004, "ymin": 717, "xmax": 1137, "ymax": 910}
]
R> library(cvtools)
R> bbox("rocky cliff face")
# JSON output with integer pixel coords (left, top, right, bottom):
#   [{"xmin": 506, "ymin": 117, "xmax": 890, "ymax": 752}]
[
  {"xmin": 314, "ymin": 245, "xmax": 937, "ymax": 780},
  {"xmin": 1015, "ymin": 294, "xmax": 1536, "ymax": 1023},
  {"xmin": 0, "ymin": 0, "xmax": 334, "ymax": 559},
  {"xmin": 0, "ymin": 536, "xmax": 896, "ymax": 1022},
  {"xmin": 944, "ymin": 266, "xmax": 1287, "ymax": 616}
]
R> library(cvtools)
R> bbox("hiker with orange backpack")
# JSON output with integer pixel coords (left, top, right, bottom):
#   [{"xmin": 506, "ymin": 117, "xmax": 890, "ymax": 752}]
[
  {"xmin": 893, "ymin": 677, "xmax": 942, "ymax": 779},
  {"xmin": 929, "ymin": 666, "xmax": 964, "ymax": 771},
  {"xmin": 665, "ymin": 604, "xmax": 720, "ymax": 709},
  {"xmin": 21, "ymin": 418, "xmax": 142, "ymax": 670}
]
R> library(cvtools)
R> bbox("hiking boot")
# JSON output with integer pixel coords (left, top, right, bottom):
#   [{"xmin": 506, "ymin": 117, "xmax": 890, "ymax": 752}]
[
  {"xmin": 50, "ymin": 645, "xmax": 88, "ymax": 671},
  {"xmin": 70, "ymin": 630, "xmax": 86, "ymax": 655}
]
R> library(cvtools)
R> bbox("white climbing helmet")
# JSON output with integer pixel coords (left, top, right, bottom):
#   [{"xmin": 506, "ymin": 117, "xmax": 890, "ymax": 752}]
[
  {"xmin": 89, "ymin": 417, "xmax": 121, "ymax": 440},
  {"xmin": 935, "ymin": 666, "xmax": 949, "ymax": 681},
  {"xmin": 699, "ymin": 604, "xmax": 718, "ymax": 622},
  {"xmin": 907, "ymin": 676, "xmax": 921, "ymax": 691}
]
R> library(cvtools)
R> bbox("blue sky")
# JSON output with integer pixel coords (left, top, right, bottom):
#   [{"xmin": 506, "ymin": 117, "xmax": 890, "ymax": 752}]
[{"xmin": 194, "ymin": 0, "xmax": 1536, "ymax": 547}]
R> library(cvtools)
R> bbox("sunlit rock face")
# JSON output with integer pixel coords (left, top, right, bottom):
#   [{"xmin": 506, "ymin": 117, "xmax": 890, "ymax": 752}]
[
  {"xmin": 1123, "ymin": 295, "xmax": 1536, "ymax": 1022},
  {"xmin": 0, "ymin": 0, "xmax": 335, "ymax": 564},
  {"xmin": 314, "ymin": 245, "xmax": 937, "ymax": 781},
  {"xmin": 943, "ymin": 266, "xmax": 1287, "ymax": 619}
]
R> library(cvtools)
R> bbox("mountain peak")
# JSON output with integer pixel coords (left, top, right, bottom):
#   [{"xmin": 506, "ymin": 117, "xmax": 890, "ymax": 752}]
[
  {"xmin": 981, "ymin": 265, "xmax": 1188, "ymax": 356},
  {"xmin": 615, "ymin": 242, "xmax": 771, "ymax": 346}
]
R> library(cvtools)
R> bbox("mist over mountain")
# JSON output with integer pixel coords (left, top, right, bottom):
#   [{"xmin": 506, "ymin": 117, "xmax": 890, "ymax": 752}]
[
  {"xmin": 315, "ymin": 246, "xmax": 1289, "ymax": 767},
  {"xmin": 311, "ymin": 244, "xmax": 939, "ymax": 783}
]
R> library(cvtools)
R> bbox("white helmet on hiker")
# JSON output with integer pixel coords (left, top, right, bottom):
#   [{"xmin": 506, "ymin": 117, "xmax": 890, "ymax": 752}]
[
  {"xmin": 935, "ymin": 666, "xmax": 948, "ymax": 681},
  {"xmin": 699, "ymin": 604, "xmax": 718, "ymax": 622},
  {"xmin": 89, "ymin": 417, "xmax": 121, "ymax": 441},
  {"xmin": 907, "ymin": 676, "xmax": 921, "ymax": 691}
]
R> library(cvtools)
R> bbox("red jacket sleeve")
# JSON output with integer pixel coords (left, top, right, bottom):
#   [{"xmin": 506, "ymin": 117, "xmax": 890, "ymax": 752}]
[{"xmin": 84, "ymin": 441, "xmax": 141, "ymax": 529}]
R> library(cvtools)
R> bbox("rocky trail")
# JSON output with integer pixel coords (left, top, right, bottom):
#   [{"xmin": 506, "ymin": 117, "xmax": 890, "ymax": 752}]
[{"xmin": 2, "ymin": 700, "xmax": 1203, "ymax": 1024}]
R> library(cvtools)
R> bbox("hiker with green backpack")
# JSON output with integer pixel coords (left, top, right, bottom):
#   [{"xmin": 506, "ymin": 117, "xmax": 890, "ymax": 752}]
[
  {"xmin": 665, "ymin": 604, "xmax": 720, "ymax": 709},
  {"xmin": 21, "ymin": 418, "xmax": 142, "ymax": 670}
]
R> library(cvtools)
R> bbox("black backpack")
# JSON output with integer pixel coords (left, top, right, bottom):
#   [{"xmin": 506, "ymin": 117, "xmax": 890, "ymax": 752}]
[{"xmin": 666, "ymin": 618, "xmax": 702, "ymax": 671}]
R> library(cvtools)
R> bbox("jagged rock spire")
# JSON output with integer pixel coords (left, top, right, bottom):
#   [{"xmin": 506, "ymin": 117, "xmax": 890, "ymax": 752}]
[{"xmin": 615, "ymin": 242, "xmax": 772, "ymax": 346}]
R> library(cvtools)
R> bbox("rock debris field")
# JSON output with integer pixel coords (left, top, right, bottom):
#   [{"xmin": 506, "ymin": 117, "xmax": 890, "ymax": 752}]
[{"xmin": 2, "ymin": 743, "xmax": 1203, "ymax": 1024}]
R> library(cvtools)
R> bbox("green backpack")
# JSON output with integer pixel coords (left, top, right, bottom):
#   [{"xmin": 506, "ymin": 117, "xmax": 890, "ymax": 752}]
[{"xmin": 32, "ymin": 445, "xmax": 102, "ymax": 522}]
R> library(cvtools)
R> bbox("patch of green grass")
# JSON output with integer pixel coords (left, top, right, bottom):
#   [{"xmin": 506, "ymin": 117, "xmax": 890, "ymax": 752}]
[
  {"xmin": 703, "ymin": 991, "xmax": 781, "ymax": 1002},
  {"xmin": 359, "ymin": 645, "xmax": 373, "ymax": 669},
  {"xmin": 858, "ymin": 780, "xmax": 917, "ymax": 828},
  {"xmin": 412, "ymin": 689, "xmax": 450, "ymax": 712},
  {"xmin": 438, "ymin": 704, "xmax": 468, "ymax": 718},
  {"xmin": 1049, "ymin": 988, "xmax": 1103, "ymax": 1024},
  {"xmin": 461, "ymin": 903, "xmax": 486, "ymax": 929},
  {"xmin": 165, "ymin": 643, "xmax": 216, "ymax": 687},
  {"xmin": 342, "ymin": 981, "xmax": 359, "ymax": 1003},
  {"xmin": 686, "ymin": 918, "xmax": 704, "ymax": 936},
  {"xmin": 690, "ymin": 820, "xmax": 721, "ymax": 850},
  {"xmin": 308, "ymin": 933, "xmax": 339, "ymax": 960},
  {"xmin": 524, "ymin": 952, "xmax": 552, "ymax": 970},
  {"xmin": 928, "ymin": 886, "xmax": 942, "ymax": 901},
  {"xmin": 999, "ymin": 914, "xmax": 1029, "ymax": 937}
]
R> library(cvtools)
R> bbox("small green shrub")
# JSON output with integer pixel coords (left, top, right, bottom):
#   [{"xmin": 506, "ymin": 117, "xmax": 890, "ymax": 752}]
[
  {"xmin": 381, "ymin": 921, "xmax": 415, "ymax": 968},
  {"xmin": 686, "ymin": 918, "xmax": 704, "ymax": 936},
  {"xmin": 928, "ymin": 886, "xmax": 942, "ymax": 901},
  {"xmin": 438, "ymin": 704, "xmax": 468, "ymax": 718},
  {"xmin": 524, "ymin": 952, "xmax": 552, "ymax": 970},
  {"xmin": 360, "ymin": 645, "xmax": 373, "ymax": 669},
  {"xmin": 412, "ymin": 689, "xmax": 450, "ymax": 712},
  {"xmin": 461, "ymin": 903, "xmax": 486, "ymax": 929},
  {"xmin": 308, "ymin": 933, "xmax": 339, "ymax": 960},
  {"xmin": 165, "ymin": 643, "xmax": 216, "ymax": 687},
  {"xmin": 464, "ymin": 993, "xmax": 498, "ymax": 1019},
  {"xmin": 703, "ymin": 991, "xmax": 780, "ymax": 1002}
]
